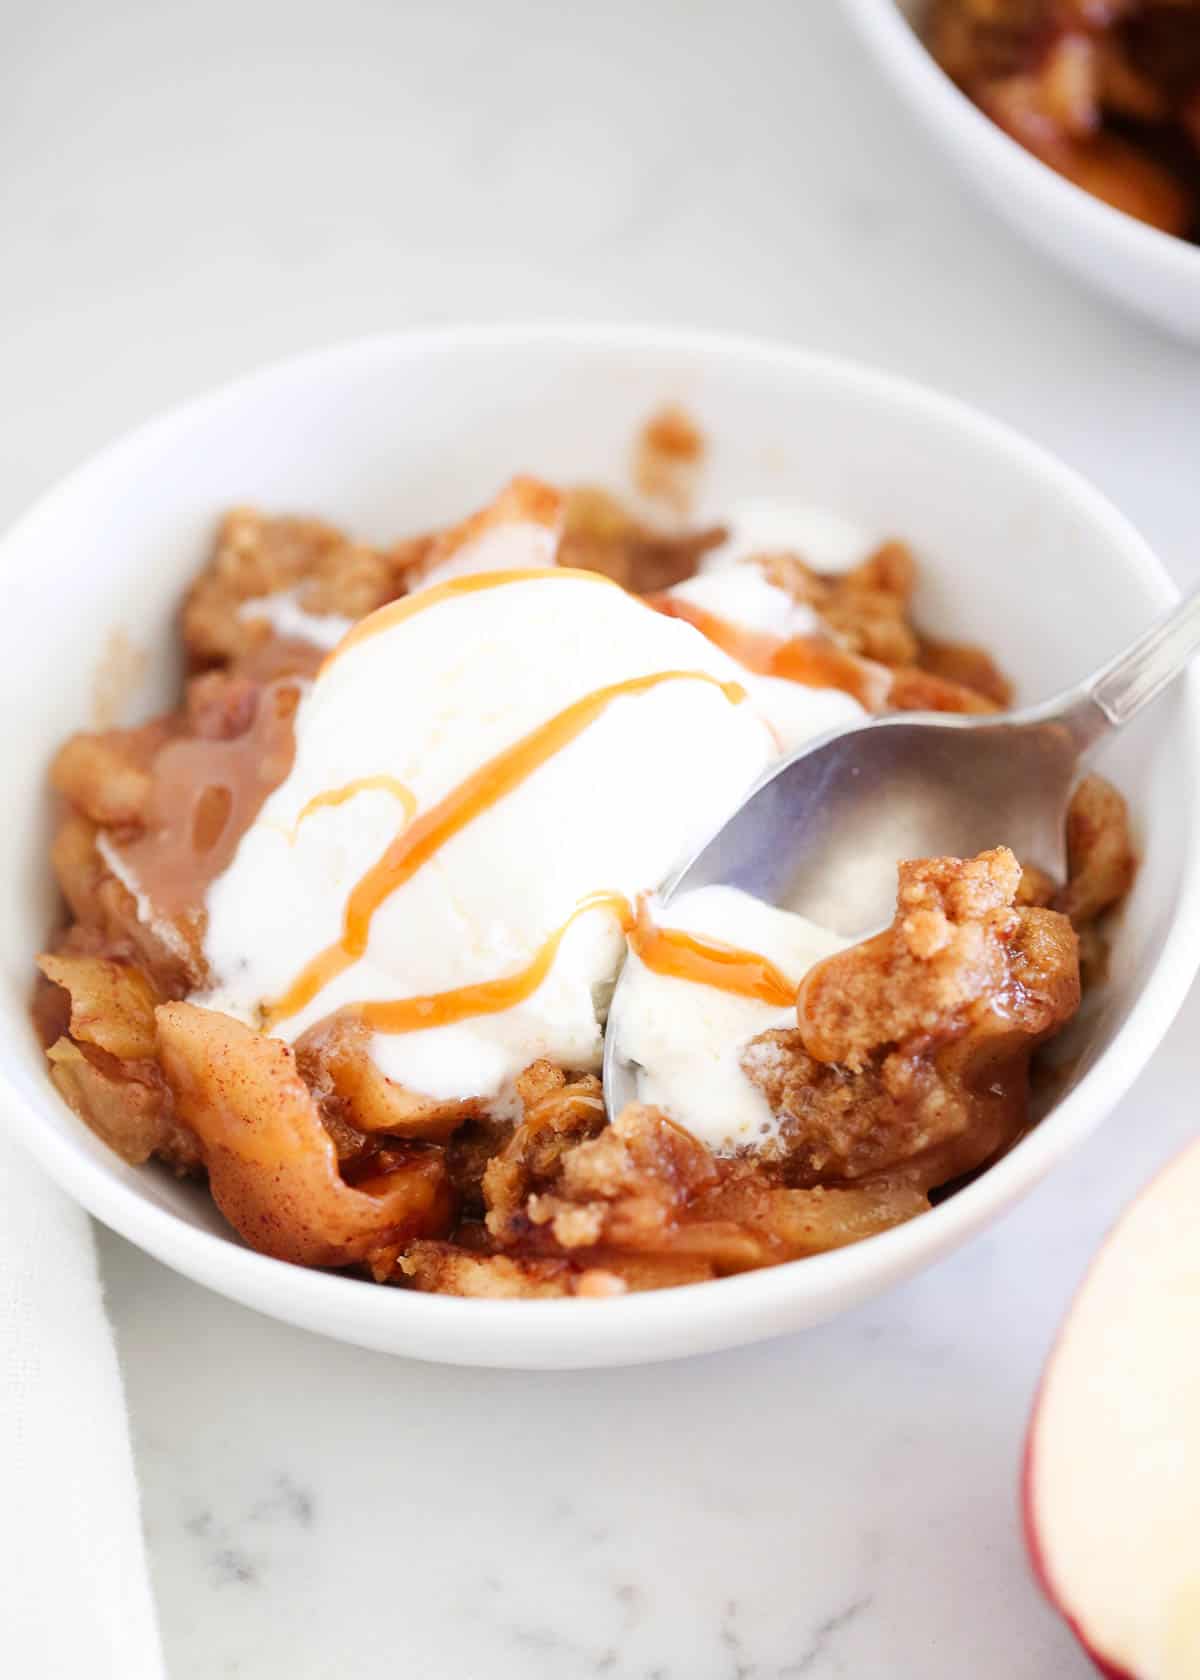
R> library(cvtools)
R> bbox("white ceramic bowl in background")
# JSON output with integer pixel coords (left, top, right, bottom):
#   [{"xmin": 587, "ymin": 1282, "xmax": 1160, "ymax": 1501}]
[
  {"xmin": 1, "ymin": 325, "xmax": 1198, "ymax": 1369},
  {"xmin": 845, "ymin": 0, "xmax": 1200, "ymax": 341}
]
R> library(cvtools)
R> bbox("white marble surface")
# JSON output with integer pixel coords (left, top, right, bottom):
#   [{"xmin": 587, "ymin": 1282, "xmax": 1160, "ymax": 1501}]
[{"xmin": 6, "ymin": 1, "xmax": 1200, "ymax": 1674}]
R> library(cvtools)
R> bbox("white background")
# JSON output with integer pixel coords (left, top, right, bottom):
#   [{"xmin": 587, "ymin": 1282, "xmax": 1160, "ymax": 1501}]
[{"xmin": 5, "ymin": 3, "xmax": 1199, "ymax": 1675}]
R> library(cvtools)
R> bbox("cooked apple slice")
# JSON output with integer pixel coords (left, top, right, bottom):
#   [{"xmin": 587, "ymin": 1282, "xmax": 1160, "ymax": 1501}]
[{"xmin": 1024, "ymin": 1138, "xmax": 1200, "ymax": 1679}]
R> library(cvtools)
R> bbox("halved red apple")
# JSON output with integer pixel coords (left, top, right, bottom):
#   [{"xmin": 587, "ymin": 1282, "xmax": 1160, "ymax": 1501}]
[{"xmin": 1024, "ymin": 1138, "xmax": 1200, "ymax": 1679}]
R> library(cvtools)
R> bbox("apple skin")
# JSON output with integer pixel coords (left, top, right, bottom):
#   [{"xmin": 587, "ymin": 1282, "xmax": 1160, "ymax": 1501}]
[
  {"xmin": 1022, "ymin": 1419, "xmax": 1134, "ymax": 1680},
  {"xmin": 1018, "ymin": 1136, "xmax": 1200, "ymax": 1680}
]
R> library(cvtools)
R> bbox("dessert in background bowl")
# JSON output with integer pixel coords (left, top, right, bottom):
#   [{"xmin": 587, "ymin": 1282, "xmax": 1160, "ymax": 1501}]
[
  {"xmin": 926, "ymin": 0, "xmax": 1200, "ymax": 243},
  {"xmin": 845, "ymin": 0, "xmax": 1200, "ymax": 339},
  {"xmin": 0, "ymin": 326, "xmax": 1196, "ymax": 1367}
]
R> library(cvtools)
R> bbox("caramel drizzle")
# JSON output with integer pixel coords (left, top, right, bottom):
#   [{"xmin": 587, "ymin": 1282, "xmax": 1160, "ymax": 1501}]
[
  {"xmin": 647, "ymin": 593, "xmax": 882, "ymax": 710},
  {"xmin": 117, "ymin": 680, "xmax": 302, "ymax": 923},
  {"xmin": 323, "ymin": 566, "xmax": 622, "ymax": 670},
  {"xmin": 357, "ymin": 892, "xmax": 634, "ymax": 1033},
  {"xmin": 628, "ymin": 898, "xmax": 797, "ymax": 1008},
  {"xmin": 266, "ymin": 669, "xmax": 748, "ymax": 1027},
  {"xmin": 290, "ymin": 775, "xmax": 417, "ymax": 840}
]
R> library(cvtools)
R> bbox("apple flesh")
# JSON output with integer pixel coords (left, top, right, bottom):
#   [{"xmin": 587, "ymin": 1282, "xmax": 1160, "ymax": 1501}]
[{"xmin": 1024, "ymin": 1136, "xmax": 1200, "ymax": 1679}]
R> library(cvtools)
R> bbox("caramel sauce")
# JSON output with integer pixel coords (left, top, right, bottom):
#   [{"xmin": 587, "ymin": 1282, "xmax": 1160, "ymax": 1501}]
[
  {"xmin": 628, "ymin": 899, "xmax": 797, "ymax": 1007},
  {"xmin": 357, "ymin": 892, "xmax": 634, "ymax": 1033},
  {"xmin": 267, "ymin": 668, "xmax": 748, "ymax": 1026},
  {"xmin": 292, "ymin": 775, "xmax": 417, "ymax": 838},
  {"xmin": 323, "ymin": 566, "xmax": 622, "ymax": 669},
  {"xmin": 266, "ymin": 941, "xmax": 356, "ymax": 1029},
  {"xmin": 117, "ymin": 681, "xmax": 301, "ymax": 921},
  {"xmin": 647, "ymin": 593, "xmax": 882, "ymax": 709}
]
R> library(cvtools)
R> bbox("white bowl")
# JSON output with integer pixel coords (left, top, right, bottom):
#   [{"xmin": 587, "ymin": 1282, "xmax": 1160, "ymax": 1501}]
[
  {"xmin": 845, "ymin": 0, "xmax": 1200, "ymax": 341},
  {"xmin": 1, "ymin": 325, "xmax": 1198, "ymax": 1369}
]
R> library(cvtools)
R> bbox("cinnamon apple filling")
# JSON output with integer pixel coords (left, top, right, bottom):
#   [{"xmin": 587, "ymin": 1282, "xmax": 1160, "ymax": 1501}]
[{"xmin": 34, "ymin": 444, "xmax": 1136, "ymax": 1297}]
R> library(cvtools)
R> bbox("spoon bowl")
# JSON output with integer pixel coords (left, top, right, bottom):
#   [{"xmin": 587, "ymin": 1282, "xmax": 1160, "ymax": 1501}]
[{"xmin": 656, "ymin": 713, "xmax": 1077, "ymax": 935}]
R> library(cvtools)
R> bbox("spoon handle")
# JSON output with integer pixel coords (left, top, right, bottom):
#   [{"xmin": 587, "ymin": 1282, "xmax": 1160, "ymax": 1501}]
[
  {"xmin": 1045, "ymin": 584, "xmax": 1200, "ymax": 748},
  {"xmin": 1088, "ymin": 584, "xmax": 1200, "ymax": 730}
]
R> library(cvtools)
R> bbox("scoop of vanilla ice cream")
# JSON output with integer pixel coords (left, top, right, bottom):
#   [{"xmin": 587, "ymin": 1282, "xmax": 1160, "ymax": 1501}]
[
  {"xmin": 611, "ymin": 885, "xmax": 847, "ymax": 1151},
  {"xmin": 199, "ymin": 571, "xmax": 779, "ymax": 1105},
  {"xmin": 195, "ymin": 488, "xmax": 884, "ymax": 1121}
]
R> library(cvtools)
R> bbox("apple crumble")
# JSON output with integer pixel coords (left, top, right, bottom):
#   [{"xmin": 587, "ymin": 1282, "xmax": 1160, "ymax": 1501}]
[
  {"xmin": 34, "ymin": 445, "xmax": 1135, "ymax": 1297},
  {"xmin": 924, "ymin": 0, "xmax": 1200, "ymax": 241}
]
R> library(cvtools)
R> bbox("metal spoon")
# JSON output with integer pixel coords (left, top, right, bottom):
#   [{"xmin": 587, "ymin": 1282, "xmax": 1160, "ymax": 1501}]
[{"xmin": 603, "ymin": 587, "xmax": 1200, "ymax": 1117}]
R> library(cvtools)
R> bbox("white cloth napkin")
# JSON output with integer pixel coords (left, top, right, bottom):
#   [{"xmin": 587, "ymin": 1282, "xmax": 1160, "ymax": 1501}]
[{"xmin": 0, "ymin": 1129, "xmax": 164, "ymax": 1678}]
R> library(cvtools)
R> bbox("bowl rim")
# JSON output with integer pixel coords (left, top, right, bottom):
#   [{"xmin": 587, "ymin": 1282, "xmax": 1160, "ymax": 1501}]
[
  {"xmin": 844, "ymin": 0, "xmax": 1200, "ymax": 281},
  {"xmin": 3, "ymin": 320, "xmax": 1199, "ymax": 1365}
]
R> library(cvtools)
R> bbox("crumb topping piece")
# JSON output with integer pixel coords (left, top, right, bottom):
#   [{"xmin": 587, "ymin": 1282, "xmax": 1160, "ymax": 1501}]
[{"xmin": 743, "ymin": 849, "xmax": 1080, "ymax": 1189}]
